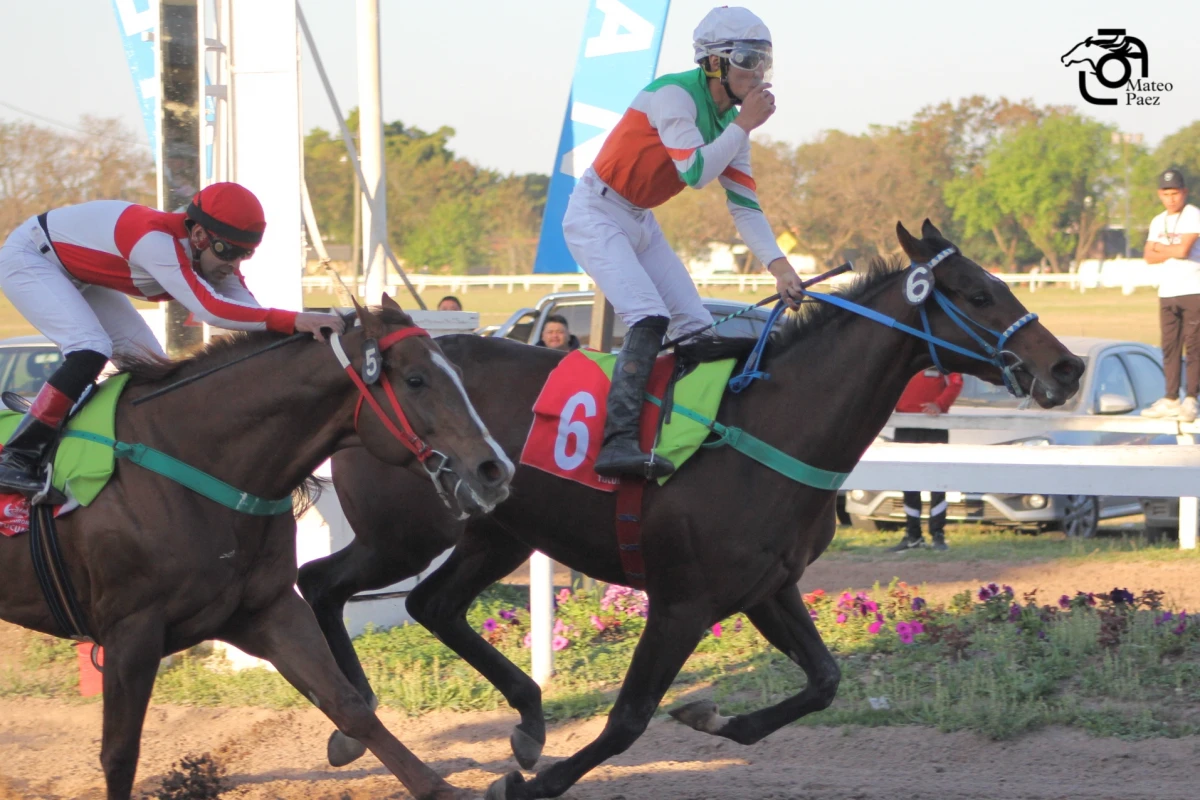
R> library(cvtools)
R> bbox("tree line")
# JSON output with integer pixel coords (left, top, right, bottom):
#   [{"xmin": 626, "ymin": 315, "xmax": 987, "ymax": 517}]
[{"xmin": 4, "ymin": 100, "xmax": 1198, "ymax": 274}]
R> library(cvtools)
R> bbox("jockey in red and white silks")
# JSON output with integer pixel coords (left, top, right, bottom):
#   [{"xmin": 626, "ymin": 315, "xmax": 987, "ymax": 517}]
[{"xmin": 0, "ymin": 182, "xmax": 345, "ymax": 494}]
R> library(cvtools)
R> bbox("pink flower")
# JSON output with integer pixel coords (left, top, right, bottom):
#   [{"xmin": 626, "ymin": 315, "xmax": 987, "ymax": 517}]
[
  {"xmin": 523, "ymin": 633, "xmax": 532, "ymax": 648},
  {"xmin": 911, "ymin": 621, "xmax": 924, "ymax": 635},
  {"xmin": 896, "ymin": 621, "xmax": 914, "ymax": 644},
  {"xmin": 836, "ymin": 613, "xmax": 848, "ymax": 624},
  {"xmin": 553, "ymin": 618, "xmax": 570, "ymax": 635},
  {"xmin": 552, "ymin": 635, "xmax": 570, "ymax": 651},
  {"xmin": 482, "ymin": 618, "xmax": 497, "ymax": 633},
  {"xmin": 557, "ymin": 588, "xmax": 572, "ymax": 604},
  {"xmin": 590, "ymin": 615, "xmax": 606, "ymax": 631},
  {"xmin": 868, "ymin": 619, "xmax": 883, "ymax": 634},
  {"xmin": 711, "ymin": 623, "xmax": 723, "ymax": 638}
]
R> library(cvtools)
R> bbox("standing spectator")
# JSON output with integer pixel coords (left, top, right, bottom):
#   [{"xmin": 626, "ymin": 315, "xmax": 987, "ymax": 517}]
[
  {"xmin": 1141, "ymin": 169, "xmax": 1200, "ymax": 422},
  {"xmin": 437, "ymin": 295, "xmax": 463, "ymax": 311},
  {"xmin": 537, "ymin": 314, "xmax": 580, "ymax": 351},
  {"xmin": 888, "ymin": 369, "xmax": 963, "ymax": 552}
]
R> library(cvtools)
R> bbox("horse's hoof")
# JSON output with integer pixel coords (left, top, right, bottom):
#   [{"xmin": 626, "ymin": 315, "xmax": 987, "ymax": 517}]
[
  {"xmin": 669, "ymin": 699, "xmax": 732, "ymax": 735},
  {"xmin": 510, "ymin": 725, "xmax": 543, "ymax": 770},
  {"xmin": 485, "ymin": 771, "xmax": 527, "ymax": 800},
  {"xmin": 327, "ymin": 728, "xmax": 368, "ymax": 767}
]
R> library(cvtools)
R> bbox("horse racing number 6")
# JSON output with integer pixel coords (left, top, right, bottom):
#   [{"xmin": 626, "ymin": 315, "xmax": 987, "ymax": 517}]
[{"xmin": 554, "ymin": 391, "xmax": 597, "ymax": 471}]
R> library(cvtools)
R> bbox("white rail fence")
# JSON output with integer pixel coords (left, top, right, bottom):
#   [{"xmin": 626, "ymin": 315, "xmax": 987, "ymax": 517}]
[
  {"xmin": 300, "ymin": 258, "xmax": 1159, "ymax": 297},
  {"xmin": 525, "ymin": 411, "xmax": 1200, "ymax": 684}
]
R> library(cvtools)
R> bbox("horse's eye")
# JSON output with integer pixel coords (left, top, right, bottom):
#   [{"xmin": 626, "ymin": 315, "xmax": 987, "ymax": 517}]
[
  {"xmin": 969, "ymin": 293, "xmax": 991, "ymax": 308},
  {"xmin": 405, "ymin": 375, "xmax": 426, "ymax": 389}
]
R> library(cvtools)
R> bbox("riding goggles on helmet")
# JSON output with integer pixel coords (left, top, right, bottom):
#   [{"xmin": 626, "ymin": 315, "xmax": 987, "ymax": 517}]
[
  {"xmin": 207, "ymin": 233, "xmax": 255, "ymax": 262},
  {"xmin": 726, "ymin": 43, "xmax": 773, "ymax": 76}
]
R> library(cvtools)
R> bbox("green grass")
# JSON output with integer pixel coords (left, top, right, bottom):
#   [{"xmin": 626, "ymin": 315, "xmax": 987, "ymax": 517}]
[
  {"xmin": 825, "ymin": 523, "xmax": 1199, "ymax": 564},
  {"xmin": 12, "ymin": 581, "xmax": 1198, "ymax": 742}
]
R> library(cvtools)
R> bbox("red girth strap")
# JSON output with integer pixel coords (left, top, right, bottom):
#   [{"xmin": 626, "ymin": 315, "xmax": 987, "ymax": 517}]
[{"xmin": 337, "ymin": 326, "xmax": 434, "ymax": 461}]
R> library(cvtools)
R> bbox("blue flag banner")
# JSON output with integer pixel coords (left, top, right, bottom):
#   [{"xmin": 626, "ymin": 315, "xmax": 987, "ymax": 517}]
[
  {"xmin": 110, "ymin": 0, "xmax": 158, "ymax": 154},
  {"xmin": 533, "ymin": 0, "xmax": 671, "ymax": 274}
]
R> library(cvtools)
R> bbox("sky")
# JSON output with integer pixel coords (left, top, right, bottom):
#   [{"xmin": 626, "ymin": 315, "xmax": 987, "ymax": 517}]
[{"xmin": 1, "ymin": 1, "xmax": 1198, "ymax": 177}]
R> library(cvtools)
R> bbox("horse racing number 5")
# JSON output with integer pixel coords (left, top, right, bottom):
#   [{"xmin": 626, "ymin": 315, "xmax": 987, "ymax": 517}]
[{"xmin": 554, "ymin": 391, "xmax": 597, "ymax": 471}]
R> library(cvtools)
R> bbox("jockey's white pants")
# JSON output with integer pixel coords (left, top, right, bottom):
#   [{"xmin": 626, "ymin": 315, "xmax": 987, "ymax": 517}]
[
  {"xmin": 0, "ymin": 216, "xmax": 164, "ymax": 359},
  {"xmin": 563, "ymin": 170, "xmax": 713, "ymax": 339}
]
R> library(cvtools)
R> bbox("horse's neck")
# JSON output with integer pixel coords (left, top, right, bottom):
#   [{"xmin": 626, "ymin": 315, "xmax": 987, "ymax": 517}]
[
  {"xmin": 121, "ymin": 343, "xmax": 355, "ymax": 500},
  {"xmin": 762, "ymin": 286, "xmax": 925, "ymax": 474}
]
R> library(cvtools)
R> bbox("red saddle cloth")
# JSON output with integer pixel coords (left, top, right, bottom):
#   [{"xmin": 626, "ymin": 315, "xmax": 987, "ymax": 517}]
[
  {"xmin": 0, "ymin": 493, "xmax": 31, "ymax": 537},
  {"xmin": 520, "ymin": 349, "xmax": 675, "ymax": 492}
]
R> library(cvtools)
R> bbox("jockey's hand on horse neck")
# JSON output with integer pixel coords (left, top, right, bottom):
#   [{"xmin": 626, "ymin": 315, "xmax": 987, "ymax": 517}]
[
  {"xmin": 295, "ymin": 312, "xmax": 346, "ymax": 343},
  {"xmin": 768, "ymin": 257, "xmax": 804, "ymax": 310}
]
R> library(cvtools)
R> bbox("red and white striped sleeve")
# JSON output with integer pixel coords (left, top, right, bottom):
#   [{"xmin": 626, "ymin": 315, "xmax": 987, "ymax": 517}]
[
  {"xmin": 129, "ymin": 233, "xmax": 297, "ymax": 333},
  {"xmin": 720, "ymin": 138, "xmax": 785, "ymax": 267}
]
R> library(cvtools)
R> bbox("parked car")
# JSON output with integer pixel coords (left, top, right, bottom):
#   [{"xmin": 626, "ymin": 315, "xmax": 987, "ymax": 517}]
[
  {"xmin": 844, "ymin": 337, "xmax": 1171, "ymax": 538},
  {"xmin": 0, "ymin": 335, "xmax": 63, "ymax": 398},
  {"xmin": 487, "ymin": 290, "xmax": 776, "ymax": 349}
]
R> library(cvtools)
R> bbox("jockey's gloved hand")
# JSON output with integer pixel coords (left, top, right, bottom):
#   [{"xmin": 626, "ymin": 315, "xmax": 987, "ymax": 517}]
[
  {"xmin": 295, "ymin": 312, "xmax": 346, "ymax": 343},
  {"xmin": 768, "ymin": 257, "xmax": 805, "ymax": 310}
]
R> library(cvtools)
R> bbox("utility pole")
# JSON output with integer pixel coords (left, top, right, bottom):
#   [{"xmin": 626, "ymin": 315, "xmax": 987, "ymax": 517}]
[
  {"xmin": 1112, "ymin": 131, "xmax": 1144, "ymax": 258},
  {"xmin": 357, "ymin": 0, "xmax": 386, "ymax": 302}
]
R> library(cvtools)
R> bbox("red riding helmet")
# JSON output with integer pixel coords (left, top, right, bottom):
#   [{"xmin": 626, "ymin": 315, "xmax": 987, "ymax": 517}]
[{"xmin": 186, "ymin": 183, "xmax": 267, "ymax": 248}]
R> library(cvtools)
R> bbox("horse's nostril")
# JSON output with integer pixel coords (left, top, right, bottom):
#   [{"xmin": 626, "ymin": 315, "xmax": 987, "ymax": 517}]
[
  {"xmin": 1052, "ymin": 355, "xmax": 1084, "ymax": 387},
  {"xmin": 478, "ymin": 459, "xmax": 506, "ymax": 487}
]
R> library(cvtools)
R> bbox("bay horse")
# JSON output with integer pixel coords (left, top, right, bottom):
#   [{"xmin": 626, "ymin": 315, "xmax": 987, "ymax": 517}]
[
  {"xmin": 300, "ymin": 222, "xmax": 1085, "ymax": 798},
  {"xmin": 0, "ymin": 296, "xmax": 512, "ymax": 800}
]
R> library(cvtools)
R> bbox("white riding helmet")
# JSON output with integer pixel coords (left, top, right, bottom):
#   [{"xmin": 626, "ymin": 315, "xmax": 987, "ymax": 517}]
[{"xmin": 692, "ymin": 6, "xmax": 773, "ymax": 64}]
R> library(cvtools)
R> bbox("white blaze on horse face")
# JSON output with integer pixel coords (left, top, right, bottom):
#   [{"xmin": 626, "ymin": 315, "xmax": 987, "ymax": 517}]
[{"xmin": 430, "ymin": 352, "xmax": 514, "ymax": 479}]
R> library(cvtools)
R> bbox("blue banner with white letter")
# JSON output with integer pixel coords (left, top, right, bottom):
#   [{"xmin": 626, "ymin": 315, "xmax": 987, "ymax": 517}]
[
  {"xmin": 110, "ymin": 0, "xmax": 158, "ymax": 154},
  {"xmin": 533, "ymin": 0, "xmax": 671, "ymax": 273}
]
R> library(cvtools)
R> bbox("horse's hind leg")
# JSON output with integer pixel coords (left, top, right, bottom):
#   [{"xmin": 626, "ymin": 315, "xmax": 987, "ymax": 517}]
[
  {"xmin": 404, "ymin": 523, "xmax": 542, "ymax": 768},
  {"xmin": 670, "ymin": 582, "xmax": 840, "ymax": 745},
  {"xmin": 298, "ymin": 531, "xmax": 452, "ymax": 767},
  {"xmin": 222, "ymin": 591, "xmax": 473, "ymax": 800},
  {"xmin": 486, "ymin": 604, "xmax": 708, "ymax": 800},
  {"xmin": 98, "ymin": 612, "xmax": 165, "ymax": 800}
]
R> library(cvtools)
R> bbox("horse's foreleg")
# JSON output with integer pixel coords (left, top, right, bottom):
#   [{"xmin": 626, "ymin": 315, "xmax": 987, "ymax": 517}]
[
  {"xmin": 98, "ymin": 612, "xmax": 165, "ymax": 800},
  {"xmin": 670, "ymin": 582, "xmax": 840, "ymax": 745},
  {"xmin": 222, "ymin": 591, "xmax": 475, "ymax": 800},
  {"xmin": 297, "ymin": 538, "xmax": 436, "ymax": 766},
  {"xmin": 486, "ymin": 605, "xmax": 707, "ymax": 800},
  {"xmin": 404, "ymin": 524, "xmax": 541, "ymax": 769}
]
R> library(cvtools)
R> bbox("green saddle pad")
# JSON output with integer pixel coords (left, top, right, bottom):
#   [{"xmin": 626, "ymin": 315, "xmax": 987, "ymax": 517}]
[
  {"xmin": 0, "ymin": 373, "xmax": 131, "ymax": 505},
  {"xmin": 581, "ymin": 351, "xmax": 737, "ymax": 485}
]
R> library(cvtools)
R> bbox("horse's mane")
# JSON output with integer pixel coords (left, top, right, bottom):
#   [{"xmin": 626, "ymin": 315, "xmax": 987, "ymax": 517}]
[
  {"xmin": 677, "ymin": 254, "xmax": 909, "ymax": 363},
  {"xmin": 117, "ymin": 307, "xmax": 413, "ymax": 386}
]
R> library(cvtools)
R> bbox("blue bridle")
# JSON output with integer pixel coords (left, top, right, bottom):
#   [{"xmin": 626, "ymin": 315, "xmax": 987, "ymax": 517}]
[{"xmin": 729, "ymin": 247, "xmax": 1040, "ymax": 397}]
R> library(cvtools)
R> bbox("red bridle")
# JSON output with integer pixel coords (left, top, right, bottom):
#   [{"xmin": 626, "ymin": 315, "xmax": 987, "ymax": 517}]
[{"xmin": 331, "ymin": 326, "xmax": 435, "ymax": 462}]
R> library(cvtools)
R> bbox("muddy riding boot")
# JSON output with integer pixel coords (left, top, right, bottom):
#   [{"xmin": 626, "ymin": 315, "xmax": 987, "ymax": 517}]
[
  {"xmin": 594, "ymin": 316, "xmax": 674, "ymax": 480},
  {"xmin": 0, "ymin": 349, "xmax": 106, "ymax": 495},
  {"xmin": 0, "ymin": 414, "xmax": 57, "ymax": 494}
]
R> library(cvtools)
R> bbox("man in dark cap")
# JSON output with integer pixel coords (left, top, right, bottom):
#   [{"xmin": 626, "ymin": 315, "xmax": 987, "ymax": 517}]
[{"xmin": 1142, "ymin": 168, "xmax": 1200, "ymax": 422}]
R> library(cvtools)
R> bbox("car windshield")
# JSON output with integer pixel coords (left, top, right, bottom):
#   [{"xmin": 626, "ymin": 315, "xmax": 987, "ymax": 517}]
[
  {"xmin": 954, "ymin": 359, "xmax": 1089, "ymax": 411},
  {"xmin": 0, "ymin": 347, "xmax": 63, "ymax": 397}
]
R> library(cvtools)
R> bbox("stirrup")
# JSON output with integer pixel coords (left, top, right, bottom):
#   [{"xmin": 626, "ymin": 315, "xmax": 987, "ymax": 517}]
[
  {"xmin": 1, "ymin": 392, "xmax": 31, "ymax": 413},
  {"xmin": 30, "ymin": 464, "xmax": 66, "ymax": 507}
]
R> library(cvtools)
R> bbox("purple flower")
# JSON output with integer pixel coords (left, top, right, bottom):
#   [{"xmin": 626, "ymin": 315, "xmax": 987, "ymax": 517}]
[
  {"xmin": 809, "ymin": 608, "xmax": 819, "ymax": 621},
  {"xmin": 552, "ymin": 635, "xmax": 570, "ymax": 651},
  {"xmin": 711, "ymin": 623, "xmax": 723, "ymax": 638},
  {"xmin": 978, "ymin": 587, "xmax": 993, "ymax": 602},
  {"xmin": 1008, "ymin": 604, "xmax": 1022, "ymax": 622},
  {"xmin": 590, "ymin": 614, "xmax": 606, "ymax": 631},
  {"xmin": 1110, "ymin": 587, "xmax": 1135, "ymax": 605},
  {"xmin": 911, "ymin": 597, "xmax": 926, "ymax": 611},
  {"xmin": 868, "ymin": 619, "xmax": 883, "ymax": 635},
  {"xmin": 911, "ymin": 621, "xmax": 925, "ymax": 635},
  {"xmin": 1156, "ymin": 611, "xmax": 1174, "ymax": 626},
  {"xmin": 483, "ymin": 618, "xmax": 497, "ymax": 633},
  {"xmin": 499, "ymin": 609, "xmax": 516, "ymax": 621},
  {"xmin": 863, "ymin": 600, "xmax": 880, "ymax": 614},
  {"xmin": 836, "ymin": 613, "xmax": 848, "ymax": 624},
  {"xmin": 1058, "ymin": 595, "xmax": 1071, "ymax": 610},
  {"xmin": 896, "ymin": 621, "xmax": 915, "ymax": 644},
  {"xmin": 1001, "ymin": 585, "xmax": 1015, "ymax": 598}
]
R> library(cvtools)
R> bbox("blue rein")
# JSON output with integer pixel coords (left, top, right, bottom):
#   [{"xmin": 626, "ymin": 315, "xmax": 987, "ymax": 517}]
[{"xmin": 729, "ymin": 247, "xmax": 1039, "ymax": 397}]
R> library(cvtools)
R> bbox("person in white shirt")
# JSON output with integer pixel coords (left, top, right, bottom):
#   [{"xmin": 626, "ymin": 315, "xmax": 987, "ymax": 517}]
[{"xmin": 1141, "ymin": 169, "xmax": 1200, "ymax": 422}]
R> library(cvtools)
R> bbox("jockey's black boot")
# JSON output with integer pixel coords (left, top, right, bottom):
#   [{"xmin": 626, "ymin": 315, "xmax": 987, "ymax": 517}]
[
  {"xmin": 0, "ymin": 349, "xmax": 107, "ymax": 495},
  {"xmin": 594, "ymin": 315, "xmax": 674, "ymax": 480}
]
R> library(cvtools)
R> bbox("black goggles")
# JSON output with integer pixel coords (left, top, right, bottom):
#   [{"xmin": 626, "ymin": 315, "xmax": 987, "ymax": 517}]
[{"xmin": 207, "ymin": 233, "xmax": 255, "ymax": 262}]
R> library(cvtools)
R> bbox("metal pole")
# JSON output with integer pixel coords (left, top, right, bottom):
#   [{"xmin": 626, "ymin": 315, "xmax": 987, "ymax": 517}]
[
  {"xmin": 1123, "ymin": 136, "xmax": 1132, "ymax": 258},
  {"xmin": 296, "ymin": 3, "xmax": 426, "ymax": 309},
  {"xmin": 356, "ymin": 0, "xmax": 387, "ymax": 304}
]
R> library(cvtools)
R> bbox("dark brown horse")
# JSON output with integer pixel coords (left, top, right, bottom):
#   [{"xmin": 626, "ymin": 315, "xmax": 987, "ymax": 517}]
[
  {"xmin": 300, "ymin": 223, "xmax": 1085, "ymax": 799},
  {"xmin": 0, "ymin": 296, "xmax": 512, "ymax": 800}
]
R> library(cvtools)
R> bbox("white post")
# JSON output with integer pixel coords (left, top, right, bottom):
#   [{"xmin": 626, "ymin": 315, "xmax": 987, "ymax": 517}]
[
  {"xmin": 529, "ymin": 552, "xmax": 554, "ymax": 687},
  {"xmin": 356, "ymin": 0, "xmax": 386, "ymax": 303},
  {"xmin": 1177, "ymin": 431, "xmax": 1197, "ymax": 550}
]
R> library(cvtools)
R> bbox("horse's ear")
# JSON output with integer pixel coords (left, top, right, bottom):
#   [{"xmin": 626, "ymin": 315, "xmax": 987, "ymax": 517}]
[
  {"xmin": 896, "ymin": 221, "xmax": 929, "ymax": 261},
  {"xmin": 351, "ymin": 294, "xmax": 384, "ymax": 338},
  {"xmin": 379, "ymin": 293, "xmax": 403, "ymax": 313},
  {"xmin": 921, "ymin": 219, "xmax": 945, "ymax": 240}
]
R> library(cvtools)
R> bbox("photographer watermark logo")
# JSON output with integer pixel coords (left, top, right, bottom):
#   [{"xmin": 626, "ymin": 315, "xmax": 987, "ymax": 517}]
[{"xmin": 1061, "ymin": 29, "xmax": 1170, "ymax": 106}]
